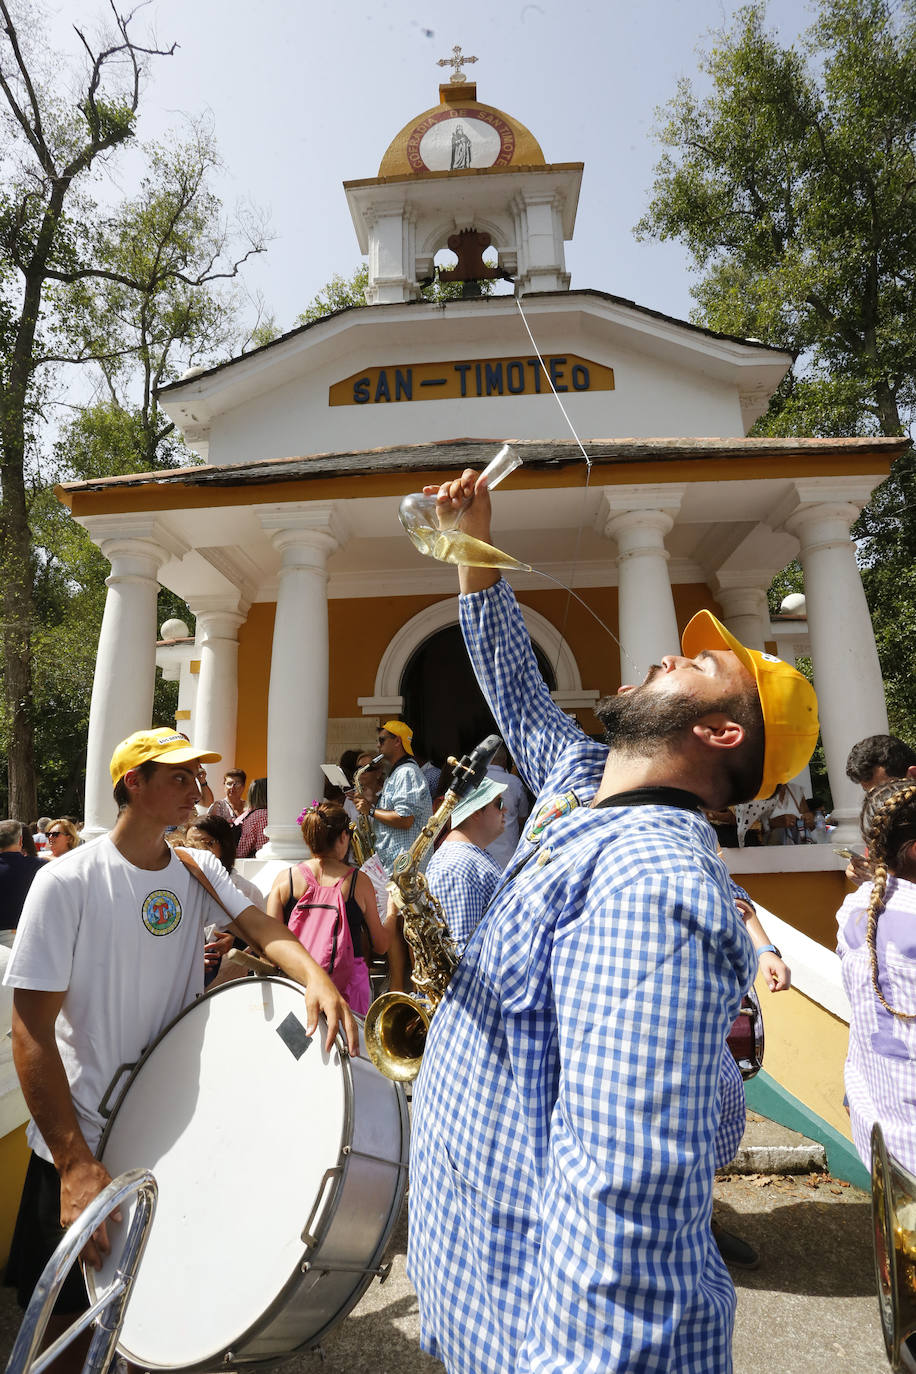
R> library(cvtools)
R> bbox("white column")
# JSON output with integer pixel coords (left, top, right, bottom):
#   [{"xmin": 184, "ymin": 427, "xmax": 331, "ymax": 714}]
[
  {"xmin": 79, "ymin": 520, "xmax": 186, "ymax": 839},
  {"xmin": 601, "ymin": 488, "xmax": 684, "ymax": 683},
  {"xmin": 258, "ymin": 504, "xmax": 345, "ymax": 859},
  {"xmin": 365, "ymin": 205, "xmax": 419, "ymax": 304},
  {"xmin": 785, "ymin": 499, "xmax": 888, "ymax": 841},
  {"xmin": 713, "ymin": 577, "xmax": 772, "ymax": 651},
  {"xmin": 175, "ymin": 652, "xmax": 199, "ymax": 736},
  {"xmin": 188, "ymin": 596, "xmax": 248, "ymax": 772},
  {"xmin": 513, "ymin": 191, "xmax": 571, "ymax": 293}
]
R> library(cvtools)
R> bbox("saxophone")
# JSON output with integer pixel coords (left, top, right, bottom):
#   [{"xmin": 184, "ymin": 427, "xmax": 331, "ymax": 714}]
[
  {"xmin": 363, "ymin": 733, "xmax": 501, "ymax": 1081},
  {"xmin": 349, "ymin": 753, "xmax": 383, "ymax": 867}
]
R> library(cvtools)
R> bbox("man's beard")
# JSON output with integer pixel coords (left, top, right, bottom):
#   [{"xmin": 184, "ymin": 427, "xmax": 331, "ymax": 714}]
[{"xmin": 594, "ymin": 682, "xmax": 710, "ymax": 750}]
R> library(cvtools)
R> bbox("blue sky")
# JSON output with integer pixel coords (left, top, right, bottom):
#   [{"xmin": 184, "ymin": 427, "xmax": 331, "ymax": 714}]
[{"xmin": 44, "ymin": 0, "xmax": 812, "ymax": 335}]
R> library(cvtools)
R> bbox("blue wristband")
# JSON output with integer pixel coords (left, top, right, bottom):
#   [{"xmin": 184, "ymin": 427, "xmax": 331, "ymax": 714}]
[{"xmin": 756, "ymin": 944, "xmax": 780, "ymax": 958}]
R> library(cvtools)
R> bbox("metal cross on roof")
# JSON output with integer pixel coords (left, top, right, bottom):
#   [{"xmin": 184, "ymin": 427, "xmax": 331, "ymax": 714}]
[{"xmin": 437, "ymin": 45, "xmax": 478, "ymax": 83}]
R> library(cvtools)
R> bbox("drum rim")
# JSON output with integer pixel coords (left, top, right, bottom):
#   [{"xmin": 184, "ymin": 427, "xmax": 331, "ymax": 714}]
[{"xmin": 87, "ymin": 976, "xmax": 365, "ymax": 1369}]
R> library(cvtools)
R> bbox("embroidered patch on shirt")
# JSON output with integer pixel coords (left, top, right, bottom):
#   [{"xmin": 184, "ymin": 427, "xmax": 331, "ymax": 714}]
[
  {"xmin": 526, "ymin": 790, "xmax": 580, "ymax": 843},
  {"xmin": 141, "ymin": 889, "xmax": 182, "ymax": 936}
]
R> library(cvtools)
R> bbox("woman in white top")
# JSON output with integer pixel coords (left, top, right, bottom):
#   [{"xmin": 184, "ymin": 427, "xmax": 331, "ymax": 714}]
[
  {"xmin": 836, "ymin": 779, "xmax": 916, "ymax": 1173},
  {"xmin": 184, "ymin": 816, "xmax": 266, "ymax": 910},
  {"xmin": 185, "ymin": 814, "xmax": 266, "ymax": 987}
]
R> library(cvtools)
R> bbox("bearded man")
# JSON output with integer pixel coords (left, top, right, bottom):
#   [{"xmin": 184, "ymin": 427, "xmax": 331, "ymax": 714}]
[{"xmin": 407, "ymin": 470, "xmax": 818, "ymax": 1374}]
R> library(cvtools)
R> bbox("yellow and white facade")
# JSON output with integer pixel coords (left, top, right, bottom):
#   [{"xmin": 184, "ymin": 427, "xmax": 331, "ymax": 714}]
[{"xmin": 0, "ymin": 73, "xmax": 908, "ymax": 1254}]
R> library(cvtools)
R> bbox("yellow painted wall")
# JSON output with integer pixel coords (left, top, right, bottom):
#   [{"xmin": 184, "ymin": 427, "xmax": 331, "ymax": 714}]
[
  {"xmin": 231, "ymin": 579, "xmax": 719, "ymax": 776},
  {"xmin": 0, "ymin": 1124, "xmax": 29, "ymax": 1267},
  {"xmin": 328, "ymin": 593, "xmax": 447, "ymax": 716},
  {"xmin": 234, "ymin": 603, "xmax": 275, "ymax": 781},
  {"xmin": 754, "ymin": 975, "xmax": 852, "ymax": 1140},
  {"xmin": 740, "ymin": 870, "xmax": 849, "ymax": 951}
]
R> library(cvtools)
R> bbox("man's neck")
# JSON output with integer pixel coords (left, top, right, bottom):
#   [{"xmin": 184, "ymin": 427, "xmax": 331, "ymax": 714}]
[
  {"xmin": 109, "ymin": 810, "xmax": 173, "ymax": 870},
  {"xmin": 593, "ymin": 748, "xmax": 719, "ymax": 809}
]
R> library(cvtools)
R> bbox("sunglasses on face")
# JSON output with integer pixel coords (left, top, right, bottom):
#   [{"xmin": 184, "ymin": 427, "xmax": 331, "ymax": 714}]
[{"xmin": 47, "ymin": 831, "xmax": 67, "ymax": 839}]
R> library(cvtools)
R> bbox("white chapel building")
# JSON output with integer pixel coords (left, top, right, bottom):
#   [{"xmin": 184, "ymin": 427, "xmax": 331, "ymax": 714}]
[{"xmin": 59, "ymin": 63, "xmax": 906, "ymax": 934}]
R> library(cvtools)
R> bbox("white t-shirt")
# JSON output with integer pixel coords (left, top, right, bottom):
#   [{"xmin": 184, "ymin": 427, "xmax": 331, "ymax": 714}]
[
  {"xmin": 230, "ymin": 868, "xmax": 266, "ymax": 911},
  {"xmin": 3, "ymin": 835, "xmax": 251, "ymax": 1161}
]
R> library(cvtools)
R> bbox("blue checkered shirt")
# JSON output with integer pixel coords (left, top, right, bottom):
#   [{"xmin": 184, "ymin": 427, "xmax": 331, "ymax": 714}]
[
  {"xmin": 408, "ymin": 579, "xmax": 755, "ymax": 1373},
  {"xmin": 371, "ymin": 757, "xmax": 432, "ymax": 876},
  {"xmin": 426, "ymin": 840, "xmax": 502, "ymax": 951}
]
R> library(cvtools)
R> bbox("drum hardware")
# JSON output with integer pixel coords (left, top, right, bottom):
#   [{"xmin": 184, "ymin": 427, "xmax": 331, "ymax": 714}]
[
  {"xmin": 872, "ymin": 1121, "xmax": 916, "ymax": 1371},
  {"xmin": 342, "ymin": 1143, "xmax": 408, "ymax": 1165},
  {"xmin": 364, "ymin": 733, "xmax": 503, "ymax": 1081},
  {"xmin": 302, "ymin": 1167, "xmax": 343, "ymax": 1247},
  {"xmin": 7, "ymin": 1169, "xmax": 157, "ymax": 1374},
  {"xmin": 300, "ymin": 1260, "xmax": 394, "ymax": 1279}
]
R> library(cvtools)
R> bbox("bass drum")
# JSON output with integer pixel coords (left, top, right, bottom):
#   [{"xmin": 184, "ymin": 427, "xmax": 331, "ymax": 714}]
[{"xmin": 85, "ymin": 977, "xmax": 409, "ymax": 1371}]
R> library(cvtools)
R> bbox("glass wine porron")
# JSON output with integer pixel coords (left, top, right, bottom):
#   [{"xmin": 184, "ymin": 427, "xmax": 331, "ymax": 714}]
[
  {"xmin": 397, "ymin": 443, "xmax": 531, "ymax": 571},
  {"xmin": 397, "ymin": 441, "xmax": 629, "ymax": 663}
]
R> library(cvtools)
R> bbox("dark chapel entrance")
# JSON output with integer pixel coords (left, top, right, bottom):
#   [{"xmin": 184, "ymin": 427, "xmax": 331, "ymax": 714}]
[{"xmin": 400, "ymin": 623, "xmax": 557, "ymax": 777}]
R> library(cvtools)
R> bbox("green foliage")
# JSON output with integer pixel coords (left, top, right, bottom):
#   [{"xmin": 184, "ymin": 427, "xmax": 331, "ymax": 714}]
[
  {"xmin": 296, "ymin": 262, "xmax": 494, "ymax": 327},
  {"xmin": 297, "ymin": 266, "xmax": 370, "ymax": 324},
  {"xmin": 2, "ymin": 402, "xmax": 193, "ymax": 815},
  {"xmin": 638, "ymin": 0, "xmax": 916, "ymax": 438},
  {"xmin": 0, "ymin": 2, "xmax": 264, "ymax": 816},
  {"xmin": 638, "ymin": 0, "xmax": 916, "ymax": 747}
]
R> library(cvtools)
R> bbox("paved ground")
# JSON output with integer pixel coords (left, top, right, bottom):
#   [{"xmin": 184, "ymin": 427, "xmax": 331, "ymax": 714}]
[
  {"xmin": 717, "ymin": 1170, "xmax": 886, "ymax": 1374},
  {"xmin": 0, "ymin": 1167, "xmax": 889, "ymax": 1374}
]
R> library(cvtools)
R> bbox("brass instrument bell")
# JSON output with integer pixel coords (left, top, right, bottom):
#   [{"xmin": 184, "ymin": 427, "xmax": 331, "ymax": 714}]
[
  {"xmin": 363, "ymin": 993, "xmax": 431, "ymax": 1083},
  {"xmin": 872, "ymin": 1121, "xmax": 916, "ymax": 1371}
]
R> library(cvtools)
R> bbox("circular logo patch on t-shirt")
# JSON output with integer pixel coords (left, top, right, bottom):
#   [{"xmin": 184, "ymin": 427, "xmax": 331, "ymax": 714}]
[{"xmin": 141, "ymin": 889, "xmax": 182, "ymax": 936}]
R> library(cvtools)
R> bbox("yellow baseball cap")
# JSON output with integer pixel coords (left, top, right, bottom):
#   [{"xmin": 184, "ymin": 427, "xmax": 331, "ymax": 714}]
[
  {"xmin": 381, "ymin": 720, "xmax": 414, "ymax": 756},
  {"xmin": 681, "ymin": 610, "xmax": 819, "ymax": 802},
  {"xmin": 110, "ymin": 727, "xmax": 221, "ymax": 786}
]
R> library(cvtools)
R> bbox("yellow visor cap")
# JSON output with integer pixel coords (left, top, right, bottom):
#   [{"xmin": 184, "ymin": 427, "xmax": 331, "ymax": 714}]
[{"xmin": 681, "ymin": 610, "xmax": 819, "ymax": 801}]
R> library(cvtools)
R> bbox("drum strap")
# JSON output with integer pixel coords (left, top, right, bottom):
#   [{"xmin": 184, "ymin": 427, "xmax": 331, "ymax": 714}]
[{"xmin": 174, "ymin": 848, "xmax": 254, "ymax": 943}]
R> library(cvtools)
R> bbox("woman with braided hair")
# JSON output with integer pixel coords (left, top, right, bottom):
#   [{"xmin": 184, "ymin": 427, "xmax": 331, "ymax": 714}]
[{"xmin": 836, "ymin": 778, "xmax": 916, "ymax": 1172}]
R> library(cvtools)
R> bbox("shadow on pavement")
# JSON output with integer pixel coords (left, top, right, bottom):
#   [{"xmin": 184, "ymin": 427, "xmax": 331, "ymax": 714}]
[{"xmin": 716, "ymin": 1198, "xmax": 875, "ymax": 1297}]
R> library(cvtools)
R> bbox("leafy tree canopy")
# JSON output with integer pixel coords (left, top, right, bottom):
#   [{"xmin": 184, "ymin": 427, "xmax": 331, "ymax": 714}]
[
  {"xmin": 638, "ymin": 0, "xmax": 916, "ymax": 750},
  {"xmin": 0, "ymin": 1, "xmax": 265, "ymax": 817},
  {"xmin": 637, "ymin": 0, "xmax": 916, "ymax": 439}
]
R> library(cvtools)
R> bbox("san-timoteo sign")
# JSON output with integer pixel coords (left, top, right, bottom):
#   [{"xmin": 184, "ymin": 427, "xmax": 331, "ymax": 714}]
[{"xmin": 329, "ymin": 355, "xmax": 615, "ymax": 406}]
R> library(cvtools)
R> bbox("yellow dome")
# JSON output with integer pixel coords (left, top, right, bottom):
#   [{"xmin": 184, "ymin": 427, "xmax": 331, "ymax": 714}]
[{"xmin": 378, "ymin": 82, "xmax": 546, "ymax": 178}]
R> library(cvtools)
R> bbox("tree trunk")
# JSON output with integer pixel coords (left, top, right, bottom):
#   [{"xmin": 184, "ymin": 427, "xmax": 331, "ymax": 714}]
[
  {"xmin": 0, "ymin": 417, "xmax": 38, "ymax": 822},
  {"xmin": 874, "ymin": 381, "xmax": 903, "ymax": 438},
  {"xmin": 0, "ymin": 252, "xmax": 54, "ymax": 824}
]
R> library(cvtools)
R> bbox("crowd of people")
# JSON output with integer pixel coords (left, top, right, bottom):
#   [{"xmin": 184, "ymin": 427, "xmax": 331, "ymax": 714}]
[{"xmin": 2, "ymin": 462, "xmax": 916, "ymax": 1372}]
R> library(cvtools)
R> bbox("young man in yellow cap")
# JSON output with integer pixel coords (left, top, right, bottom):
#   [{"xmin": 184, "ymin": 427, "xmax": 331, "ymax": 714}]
[
  {"xmin": 356, "ymin": 718, "xmax": 432, "ymax": 876},
  {"xmin": 3, "ymin": 726, "xmax": 357, "ymax": 1352},
  {"xmin": 407, "ymin": 471, "xmax": 818, "ymax": 1374}
]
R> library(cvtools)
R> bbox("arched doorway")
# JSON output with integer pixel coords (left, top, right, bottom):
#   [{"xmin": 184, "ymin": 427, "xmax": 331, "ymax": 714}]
[{"xmin": 400, "ymin": 624, "xmax": 557, "ymax": 775}]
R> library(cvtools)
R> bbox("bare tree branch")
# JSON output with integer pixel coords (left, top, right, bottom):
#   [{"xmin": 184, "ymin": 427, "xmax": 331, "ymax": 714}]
[{"xmin": 0, "ymin": 0, "xmax": 56, "ymax": 175}]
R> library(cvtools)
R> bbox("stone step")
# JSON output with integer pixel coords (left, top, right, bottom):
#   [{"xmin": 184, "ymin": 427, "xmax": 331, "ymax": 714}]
[{"xmin": 727, "ymin": 1110, "xmax": 828, "ymax": 1175}]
